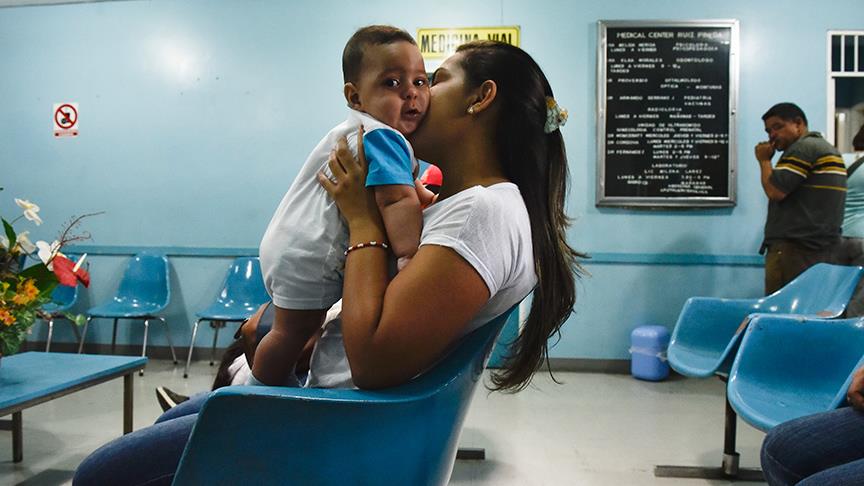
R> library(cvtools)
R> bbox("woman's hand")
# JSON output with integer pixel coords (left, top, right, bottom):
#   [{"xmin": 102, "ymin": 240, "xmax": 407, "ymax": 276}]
[
  {"xmin": 318, "ymin": 127, "xmax": 384, "ymax": 232},
  {"xmin": 847, "ymin": 366, "xmax": 864, "ymax": 411}
]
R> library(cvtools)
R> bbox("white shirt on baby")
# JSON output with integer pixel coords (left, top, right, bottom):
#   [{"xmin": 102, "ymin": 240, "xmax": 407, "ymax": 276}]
[{"xmin": 259, "ymin": 109, "xmax": 417, "ymax": 310}]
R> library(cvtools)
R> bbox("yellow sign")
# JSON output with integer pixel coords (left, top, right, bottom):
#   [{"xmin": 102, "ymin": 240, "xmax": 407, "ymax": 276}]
[{"xmin": 417, "ymin": 26, "xmax": 520, "ymax": 60}]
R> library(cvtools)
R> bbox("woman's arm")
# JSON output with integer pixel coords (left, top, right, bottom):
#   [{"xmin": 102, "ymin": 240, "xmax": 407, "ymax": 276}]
[
  {"xmin": 344, "ymin": 245, "xmax": 489, "ymax": 388},
  {"xmin": 320, "ymin": 131, "xmax": 489, "ymax": 389}
]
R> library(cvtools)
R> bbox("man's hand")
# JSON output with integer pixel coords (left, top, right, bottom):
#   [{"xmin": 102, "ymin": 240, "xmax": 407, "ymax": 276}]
[
  {"xmin": 847, "ymin": 366, "xmax": 864, "ymax": 411},
  {"xmin": 755, "ymin": 141, "xmax": 775, "ymax": 162},
  {"xmin": 755, "ymin": 141, "xmax": 788, "ymax": 201}
]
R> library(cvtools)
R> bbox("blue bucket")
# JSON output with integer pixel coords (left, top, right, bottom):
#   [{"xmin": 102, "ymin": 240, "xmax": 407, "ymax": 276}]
[{"xmin": 629, "ymin": 325, "xmax": 670, "ymax": 381}]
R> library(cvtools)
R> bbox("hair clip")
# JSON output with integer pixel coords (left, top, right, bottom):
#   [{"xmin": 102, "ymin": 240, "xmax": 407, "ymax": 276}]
[{"xmin": 544, "ymin": 97, "xmax": 568, "ymax": 134}]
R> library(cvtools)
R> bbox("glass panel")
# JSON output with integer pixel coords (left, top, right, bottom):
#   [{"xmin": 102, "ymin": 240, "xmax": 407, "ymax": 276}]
[
  {"xmin": 846, "ymin": 35, "xmax": 856, "ymax": 71},
  {"xmin": 859, "ymin": 36, "xmax": 864, "ymax": 73},
  {"xmin": 832, "ymin": 34, "xmax": 842, "ymax": 72}
]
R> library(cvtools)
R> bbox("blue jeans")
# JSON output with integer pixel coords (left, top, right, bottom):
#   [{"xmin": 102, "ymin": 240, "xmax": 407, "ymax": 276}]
[
  {"xmin": 73, "ymin": 392, "xmax": 210, "ymax": 486},
  {"xmin": 761, "ymin": 407, "xmax": 864, "ymax": 485}
]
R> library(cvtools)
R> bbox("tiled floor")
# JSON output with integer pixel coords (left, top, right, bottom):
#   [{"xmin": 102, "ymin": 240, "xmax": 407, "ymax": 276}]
[{"xmin": 0, "ymin": 359, "xmax": 765, "ymax": 485}]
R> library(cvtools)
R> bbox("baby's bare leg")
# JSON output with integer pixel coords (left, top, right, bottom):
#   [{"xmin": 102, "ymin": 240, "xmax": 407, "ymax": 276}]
[{"xmin": 251, "ymin": 306, "xmax": 326, "ymax": 386}]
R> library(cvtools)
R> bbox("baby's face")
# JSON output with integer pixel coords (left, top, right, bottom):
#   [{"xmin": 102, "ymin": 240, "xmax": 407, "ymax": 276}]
[{"xmin": 352, "ymin": 41, "xmax": 429, "ymax": 135}]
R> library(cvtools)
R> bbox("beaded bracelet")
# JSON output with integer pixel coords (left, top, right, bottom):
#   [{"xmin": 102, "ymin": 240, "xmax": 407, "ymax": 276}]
[{"xmin": 344, "ymin": 240, "xmax": 390, "ymax": 256}]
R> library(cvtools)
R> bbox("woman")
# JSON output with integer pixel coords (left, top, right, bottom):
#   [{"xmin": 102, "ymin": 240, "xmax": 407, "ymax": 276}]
[
  {"xmin": 761, "ymin": 367, "xmax": 864, "ymax": 484},
  {"xmin": 834, "ymin": 124, "xmax": 864, "ymax": 316},
  {"xmin": 73, "ymin": 40, "xmax": 582, "ymax": 485}
]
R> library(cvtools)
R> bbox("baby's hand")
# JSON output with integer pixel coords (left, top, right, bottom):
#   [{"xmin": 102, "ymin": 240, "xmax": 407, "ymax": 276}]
[{"xmin": 415, "ymin": 179, "xmax": 437, "ymax": 209}]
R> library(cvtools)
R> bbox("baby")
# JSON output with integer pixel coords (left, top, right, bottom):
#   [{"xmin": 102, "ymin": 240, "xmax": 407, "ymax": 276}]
[{"xmin": 252, "ymin": 25, "xmax": 432, "ymax": 386}]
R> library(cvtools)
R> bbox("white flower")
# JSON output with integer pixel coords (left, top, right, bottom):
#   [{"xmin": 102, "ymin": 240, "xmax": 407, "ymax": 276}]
[
  {"xmin": 0, "ymin": 235, "xmax": 7, "ymax": 250},
  {"xmin": 36, "ymin": 240, "xmax": 61, "ymax": 270},
  {"xmin": 15, "ymin": 198, "xmax": 43, "ymax": 226},
  {"xmin": 15, "ymin": 231, "xmax": 37, "ymax": 254}
]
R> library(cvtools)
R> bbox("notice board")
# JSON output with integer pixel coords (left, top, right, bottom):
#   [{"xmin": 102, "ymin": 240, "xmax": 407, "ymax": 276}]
[{"xmin": 597, "ymin": 20, "xmax": 739, "ymax": 208}]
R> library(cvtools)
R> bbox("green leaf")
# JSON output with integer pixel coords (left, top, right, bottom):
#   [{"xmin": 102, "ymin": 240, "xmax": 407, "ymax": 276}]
[
  {"xmin": 20, "ymin": 263, "xmax": 58, "ymax": 290},
  {"xmin": 0, "ymin": 330, "xmax": 24, "ymax": 356},
  {"xmin": 2, "ymin": 218, "xmax": 16, "ymax": 250},
  {"xmin": 38, "ymin": 281, "xmax": 58, "ymax": 298},
  {"xmin": 63, "ymin": 312, "xmax": 87, "ymax": 327}
]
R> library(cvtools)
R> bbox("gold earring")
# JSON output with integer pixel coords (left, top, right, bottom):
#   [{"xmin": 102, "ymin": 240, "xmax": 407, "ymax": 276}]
[{"xmin": 467, "ymin": 106, "xmax": 475, "ymax": 115}]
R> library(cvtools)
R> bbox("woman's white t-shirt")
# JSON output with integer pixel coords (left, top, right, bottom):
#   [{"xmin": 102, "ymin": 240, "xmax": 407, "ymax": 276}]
[{"xmin": 306, "ymin": 182, "xmax": 537, "ymax": 388}]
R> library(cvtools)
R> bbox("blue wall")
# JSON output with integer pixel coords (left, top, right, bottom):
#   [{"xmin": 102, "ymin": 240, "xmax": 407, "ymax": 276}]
[{"xmin": 2, "ymin": 0, "xmax": 861, "ymax": 358}]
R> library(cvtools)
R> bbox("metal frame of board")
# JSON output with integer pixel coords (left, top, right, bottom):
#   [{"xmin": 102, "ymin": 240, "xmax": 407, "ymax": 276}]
[{"xmin": 596, "ymin": 19, "xmax": 740, "ymax": 208}]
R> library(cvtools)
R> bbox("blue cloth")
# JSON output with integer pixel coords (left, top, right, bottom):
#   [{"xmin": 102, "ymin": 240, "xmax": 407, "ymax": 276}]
[
  {"xmin": 761, "ymin": 407, "xmax": 864, "ymax": 485},
  {"xmin": 73, "ymin": 392, "xmax": 209, "ymax": 486},
  {"xmin": 363, "ymin": 128, "xmax": 415, "ymax": 187}
]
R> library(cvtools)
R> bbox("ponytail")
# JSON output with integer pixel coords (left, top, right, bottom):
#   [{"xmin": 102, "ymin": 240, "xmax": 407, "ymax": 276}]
[{"xmin": 457, "ymin": 41, "xmax": 586, "ymax": 392}]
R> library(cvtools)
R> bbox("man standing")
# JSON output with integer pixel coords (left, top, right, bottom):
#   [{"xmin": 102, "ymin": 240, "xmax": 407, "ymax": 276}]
[{"xmin": 756, "ymin": 102, "xmax": 847, "ymax": 294}]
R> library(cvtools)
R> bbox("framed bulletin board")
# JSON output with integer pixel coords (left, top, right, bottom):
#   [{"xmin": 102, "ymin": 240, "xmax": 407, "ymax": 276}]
[{"xmin": 597, "ymin": 20, "xmax": 739, "ymax": 208}]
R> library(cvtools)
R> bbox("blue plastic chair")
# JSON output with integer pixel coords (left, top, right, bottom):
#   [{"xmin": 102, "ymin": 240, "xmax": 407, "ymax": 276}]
[
  {"xmin": 656, "ymin": 263, "xmax": 864, "ymax": 481},
  {"xmin": 40, "ymin": 278, "xmax": 81, "ymax": 352},
  {"xmin": 172, "ymin": 305, "xmax": 517, "ymax": 486},
  {"xmin": 79, "ymin": 253, "xmax": 175, "ymax": 373},
  {"xmin": 728, "ymin": 314, "xmax": 864, "ymax": 432},
  {"xmin": 668, "ymin": 263, "xmax": 864, "ymax": 378},
  {"xmin": 183, "ymin": 257, "xmax": 269, "ymax": 378}
]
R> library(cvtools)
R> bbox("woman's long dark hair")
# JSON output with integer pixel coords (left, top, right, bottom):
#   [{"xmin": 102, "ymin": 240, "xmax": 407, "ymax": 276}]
[{"xmin": 457, "ymin": 41, "xmax": 586, "ymax": 392}]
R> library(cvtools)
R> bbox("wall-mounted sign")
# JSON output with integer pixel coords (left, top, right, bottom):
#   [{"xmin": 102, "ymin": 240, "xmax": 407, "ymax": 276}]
[
  {"xmin": 53, "ymin": 102, "xmax": 79, "ymax": 137},
  {"xmin": 597, "ymin": 20, "xmax": 739, "ymax": 208},
  {"xmin": 417, "ymin": 26, "xmax": 520, "ymax": 66}
]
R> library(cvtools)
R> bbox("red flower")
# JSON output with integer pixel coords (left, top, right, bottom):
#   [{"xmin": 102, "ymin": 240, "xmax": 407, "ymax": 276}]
[{"xmin": 52, "ymin": 254, "xmax": 90, "ymax": 288}]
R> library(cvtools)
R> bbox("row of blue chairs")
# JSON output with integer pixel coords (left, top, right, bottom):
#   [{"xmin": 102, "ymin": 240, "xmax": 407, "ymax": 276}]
[
  {"xmin": 656, "ymin": 263, "xmax": 864, "ymax": 480},
  {"xmin": 41, "ymin": 253, "xmax": 269, "ymax": 376}
]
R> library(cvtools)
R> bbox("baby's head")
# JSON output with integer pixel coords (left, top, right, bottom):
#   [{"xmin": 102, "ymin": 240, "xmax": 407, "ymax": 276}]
[{"xmin": 342, "ymin": 25, "xmax": 429, "ymax": 136}]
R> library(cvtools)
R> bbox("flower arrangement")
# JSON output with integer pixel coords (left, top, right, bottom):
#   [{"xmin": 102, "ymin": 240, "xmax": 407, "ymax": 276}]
[{"xmin": 0, "ymin": 191, "xmax": 96, "ymax": 357}]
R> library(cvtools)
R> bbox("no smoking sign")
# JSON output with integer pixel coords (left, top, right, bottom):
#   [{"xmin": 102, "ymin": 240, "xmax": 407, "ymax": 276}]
[{"xmin": 53, "ymin": 102, "xmax": 79, "ymax": 137}]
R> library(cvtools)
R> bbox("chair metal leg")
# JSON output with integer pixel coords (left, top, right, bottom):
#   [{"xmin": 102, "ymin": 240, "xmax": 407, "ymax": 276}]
[
  {"xmin": 78, "ymin": 317, "xmax": 92, "ymax": 354},
  {"xmin": 140, "ymin": 319, "xmax": 150, "ymax": 376},
  {"xmin": 210, "ymin": 321, "xmax": 221, "ymax": 366},
  {"xmin": 45, "ymin": 318, "xmax": 55, "ymax": 352},
  {"xmin": 111, "ymin": 318, "xmax": 119, "ymax": 354},
  {"xmin": 655, "ymin": 394, "xmax": 763, "ymax": 481},
  {"xmin": 159, "ymin": 316, "xmax": 178, "ymax": 364},
  {"xmin": 184, "ymin": 319, "xmax": 203, "ymax": 378}
]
